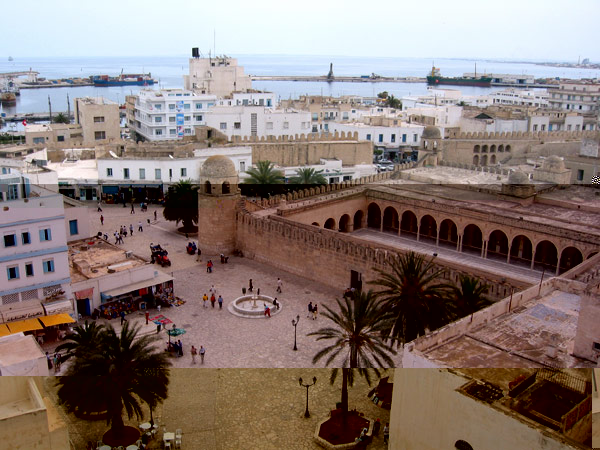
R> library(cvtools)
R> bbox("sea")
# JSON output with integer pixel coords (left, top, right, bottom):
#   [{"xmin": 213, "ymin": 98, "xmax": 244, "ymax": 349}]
[{"xmin": 1, "ymin": 54, "xmax": 599, "ymax": 132}]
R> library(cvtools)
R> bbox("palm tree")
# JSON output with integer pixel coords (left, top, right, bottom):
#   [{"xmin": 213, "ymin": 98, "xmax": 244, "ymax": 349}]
[
  {"xmin": 451, "ymin": 274, "xmax": 492, "ymax": 317},
  {"xmin": 308, "ymin": 290, "xmax": 396, "ymax": 412},
  {"xmin": 370, "ymin": 251, "xmax": 454, "ymax": 346},
  {"xmin": 288, "ymin": 167, "xmax": 327, "ymax": 185},
  {"xmin": 56, "ymin": 322, "xmax": 171, "ymax": 443},
  {"xmin": 386, "ymin": 95, "xmax": 402, "ymax": 109},
  {"xmin": 55, "ymin": 320, "xmax": 105, "ymax": 362},
  {"xmin": 242, "ymin": 160, "xmax": 284, "ymax": 185},
  {"xmin": 162, "ymin": 179, "xmax": 198, "ymax": 232},
  {"xmin": 52, "ymin": 112, "xmax": 70, "ymax": 124}
]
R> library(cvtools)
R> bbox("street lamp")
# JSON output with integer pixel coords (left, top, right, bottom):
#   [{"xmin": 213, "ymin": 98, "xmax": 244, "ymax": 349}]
[
  {"xmin": 299, "ymin": 376, "xmax": 317, "ymax": 418},
  {"xmin": 292, "ymin": 315, "xmax": 300, "ymax": 351}
]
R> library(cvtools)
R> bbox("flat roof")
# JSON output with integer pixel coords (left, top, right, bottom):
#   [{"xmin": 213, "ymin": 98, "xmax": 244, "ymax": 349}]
[{"xmin": 69, "ymin": 239, "xmax": 146, "ymax": 282}]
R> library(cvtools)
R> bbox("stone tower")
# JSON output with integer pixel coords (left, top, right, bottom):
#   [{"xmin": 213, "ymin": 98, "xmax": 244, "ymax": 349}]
[
  {"xmin": 417, "ymin": 126, "xmax": 442, "ymax": 166},
  {"xmin": 197, "ymin": 155, "xmax": 240, "ymax": 254}
]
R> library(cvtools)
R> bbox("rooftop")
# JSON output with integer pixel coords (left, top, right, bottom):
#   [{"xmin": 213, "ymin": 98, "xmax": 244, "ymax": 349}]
[{"xmin": 68, "ymin": 238, "xmax": 146, "ymax": 282}]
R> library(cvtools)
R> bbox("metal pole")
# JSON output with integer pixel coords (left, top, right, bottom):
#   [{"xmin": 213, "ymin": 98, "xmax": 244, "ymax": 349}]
[
  {"xmin": 292, "ymin": 315, "xmax": 299, "ymax": 351},
  {"xmin": 299, "ymin": 376, "xmax": 317, "ymax": 418}
]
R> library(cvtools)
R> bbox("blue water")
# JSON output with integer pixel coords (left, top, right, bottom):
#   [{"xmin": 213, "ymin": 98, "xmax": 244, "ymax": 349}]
[{"xmin": 1, "ymin": 54, "xmax": 598, "ymax": 128}]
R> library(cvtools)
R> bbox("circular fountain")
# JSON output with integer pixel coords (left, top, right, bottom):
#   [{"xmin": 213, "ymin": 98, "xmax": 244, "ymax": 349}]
[{"xmin": 228, "ymin": 293, "xmax": 283, "ymax": 318}]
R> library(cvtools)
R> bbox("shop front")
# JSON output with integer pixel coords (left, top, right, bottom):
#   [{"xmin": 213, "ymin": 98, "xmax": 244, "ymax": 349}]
[{"xmin": 101, "ymin": 183, "xmax": 164, "ymax": 204}]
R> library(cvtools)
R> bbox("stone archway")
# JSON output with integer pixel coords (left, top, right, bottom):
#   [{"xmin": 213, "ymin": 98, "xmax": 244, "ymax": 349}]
[
  {"xmin": 534, "ymin": 240, "xmax": 558, "ymax": 272},
  {"xmin": 339, "ymin": 214, "xmax": 351, "ymax": 233},
  {"xmin": 382, "ymin": 207, "xmax": 399, "ymax": 233},
  {"xmin": 205, "ymin": 180, "xmax": 212, "ymax": 194},
  {"xmin": 480, "ymin": 154, "xmax": 488, "ymax": 166},
  {"xmin": 510, "ymin": 235, "xmax": 533, "ymax": 267},
  {"xmin": 353, "ymin": 210, "xmax": 364, "ymax": 230},
  {"xmin": 439, "ymin": 219, "xmax": 458, "ymax": 249},
  {"xmin": 222, "ymin": 181, "xmax": 230, "ymax": 194},
  {"xmin": 487, "ymin": 230, "xmax": 509, "ymax": 261},
  {"xmin": 473, "ymin": 154, "xmax": 479, "ymax": 166},
  {"xmin": 324, "ymin": 218, "xmax": 336, "ymax": 230},
  {"xmin": 311, "ymin": 222, "xmax": 320, "ymax": 227},
  {"xmin": 419, "ymin": 215, "xmax": 437, "ymax": 244},
  {"xmin": 559, "ymin": 246, "xmax": 583, "ymax": 274},
  {"xmin": 474, "ymin": 145, "xmax": 480, "ymax": 153},
  {"xmin": 490, "ymin": 154, "xmax": 496, "ymax": 164},
  {"xmin": 462, "ymin": 224, "xmax": 483, "ymax": 255},
  {"xmin": 400, "ymin": 210, "xmax": 418, "ymax": 239},
  {"xmin": 367, "ymin": 203, "xmax": 381, "ymax": 229}
]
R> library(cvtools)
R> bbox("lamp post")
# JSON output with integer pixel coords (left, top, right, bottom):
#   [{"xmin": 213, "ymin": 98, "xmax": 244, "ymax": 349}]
[
  {"xmin": 292, "ymin": 315, "xmax": 299, "ymax": 351},
  {"xmin": 299, "ymin": 376, "xmax": 317, "ymax": 418}
]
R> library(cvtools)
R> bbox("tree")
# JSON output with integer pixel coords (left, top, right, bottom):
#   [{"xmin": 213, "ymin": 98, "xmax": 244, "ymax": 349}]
[
  {"xmin": 386, "ymin": 95, "xmax": 402, "ymax": 109},
  {"xmin": 162, "ymin": 179, "xmax": 198, "ymax": 232},
  {"xmin": 370, "ymin": 251, "xmax": 454, "ymax": 346},
  {"xmin": 288, "ymin": 167, "xmax": 327, "ymax": 185},
  {"xmin": 450, "ymin": 274, "xmax": 492, "ymax": 317},
  {"xmin": 242, "ymin": 160, "xmax": 284, "ymax": 185},
  {"xmin": 56, "ymin": 322, "xmax": 170, "ymax": 442},
  {"xmin": 308, "ymin": 290, "xmax": 396, "ymax": 412},
  {"xmin": 377, "ymin": 91, "xmax": 389, "ymax": 99},
  {"xmin": 52, "ymin": 112, "xmax": 70, "ymax": 124},
  {"xmin": 55, "ymin": 320, "xmax": 105, "ymax": 363}
]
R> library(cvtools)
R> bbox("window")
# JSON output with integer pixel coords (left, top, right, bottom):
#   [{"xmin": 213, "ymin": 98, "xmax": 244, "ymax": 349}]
[
  {"xmin": 183, "ymin": 104, "xmax": 190, "ymax": 110},
  {"xmin": 93, "ymin": 116, "xmax": 105, "ymax": 123},
  {"xmin": 366, "ymin": 134, "xmax": 371, "ymax": 141},
  {"xmin": 169, "ymin": 129, "xmax": 176, "ymax": 135},
  {"xmin": 343, "ymin": 112, "xmax": 349, "ymax": 120},
  {"xmin": 184, "ymin": 116, "xmax": 190, "ymax": 122},
  {"xmin": 169, "ymin": 104, "xmax": 175, "ymax": 110},
  {"xmin": 43, "ymin": 259, "xmax": 55, "ymax": 273},
  {"xmin": 7, "ymin": 266, "xmax": 19, "ymax": 280},
  {"xmin": 25, "ymin": 263, "xmax": 34, "ymax": 277},
  {"xmin": 181, "ymin": 168, "xmax": 187, "ymax": 177},
  {"xmin": 154, "ymin": 104, "xmax": 162, "ymax": 110},
  {"xmin": 69, "ymin": 220, "xmax": 78, "ymax": 236},
  {"xmin": 312, "ymin": 113, "xmax": 318, "ymax": 121},
  {"xmin": 106, "ymin": 168, "xmax": 113, "ymax": 177},
  {"xmin": 155, "ymin": 169, "xmax": 161, "ymax": 179},
  {"xmin": 169, "ymin": 169, "xmax": 173, "ymax": 178},
  {"xmin": 184, "ymin": 128, "xmax": 191, "ymax": 135},
  {"xmin": 169, "ymin": 116, "xmax": 176, "ymax": 123},
  {"xmin": 155, "ymin": 117, "xmax": 162, "ymax": 123},
  {"xmin": 155, "ymin": 130, "xmax": 162, "ymax": 136},
  {"xmin": 541, "ymin": 124, "xmax": 546, "ymax": 131},
  {"xmin": 266, "ymin": 122, "xmax": 273, "ymax": 130},
  {"xmin": 402, "ymin": 134, "xmax": 407, "ymax": 143},
  {"xmin": 57, "ymin": 135, "xmax": 65, "ymax": 142},
  {"xmin": 413, "ymin": 134, "xmax": 418, "ymax": 142},
  {"xmin": 139, "ymin": 168, "xmax": 145, "ymax": 179},
  {"xmin": 533, "ymin": 124, "xmax": 538, "ymax": 131},
  {"xmin": 195, "ymin": 115, "xmax": 203, "ymax": 121},
  {"xmin": 4, "ymin": 234, "xmax": 16, "ymax": 247},
  {"xmin": 124, "ymin": 168, "xmax": 130, "ymax": 179},
  {"xmin": 195, "ymin": 103, "xmax": 202, "ymax": 109},
  {"xmin": 33, "ymin": 137, "xmax": 45, "ymax": 144},
  {"xmin": 240, "ymin": 161, "xmax": 246, "ymax": 172},
  {"xmin": 234, "ymin": 122, "xmax": 241, "ymax": 129},
  {"xmin": 95, "ymin": 131, "xmax": 106, "ymax": 140},
  {"xmin": 283, "ymin": 122, "xmax": 289, "ymax": 129},
  {"xmin": 21, "ymin": 232, "xmax": 30, "ymax": 245},
  {"xmin": 567, "ymin": 124, "xmax": 571, "ymax": 131},
  {"xmin": 7, "ymin": 184, "xmax": 18, "ymax": 200},
  {"xmin": 577, "ymin": 169, "xmax": 584, "ymax": 181},
  {"xmin": 378, "ymin": 134, "xmax": 384, "ymax": 143},
  {"xmin": 220, "ymin": 122, "xmax": 227, "ymax": 130},
  {"xmin": 39, "ymin": 228, "xmax": 52, "ymax": 241},
  {"xmin": 391, "ymin": 134, "xmax": 396, "ymax": 143}
]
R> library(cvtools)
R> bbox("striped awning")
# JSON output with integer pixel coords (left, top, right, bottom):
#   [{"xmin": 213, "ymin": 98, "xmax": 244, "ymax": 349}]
[
  {"xmin": 6, "ymin": 318, "xmax": 44, "ymax": 333},
  {"xmin": 39, "ymin": 313, "xmax": 75, "ymax": 327}
]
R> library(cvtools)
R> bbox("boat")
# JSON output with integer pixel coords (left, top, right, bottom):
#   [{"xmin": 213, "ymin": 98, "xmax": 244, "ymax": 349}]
[
  {"xmin": 426, "ymin": 65, "xmax": 492, "ymax": 87},
  {"xmin": 0, "ymin": 91, "xmax": 16, "ymax": 105},
  {"xmin": 91, "ymin": 72, "xmax": 155, "ymax": 87}
]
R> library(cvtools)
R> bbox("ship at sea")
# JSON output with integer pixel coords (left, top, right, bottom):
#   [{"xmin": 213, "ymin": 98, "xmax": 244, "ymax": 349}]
[
  {"xmin": 91, "ymin": 72, "xmax": 155, "ymax": 87},
  {"xmin": 426, "ymin": 65, "xmax": 492, "ymax": 87}
]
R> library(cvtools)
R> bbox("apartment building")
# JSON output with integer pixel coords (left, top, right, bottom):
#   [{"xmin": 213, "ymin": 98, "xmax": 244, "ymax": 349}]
[
  {"xmin": 183, "ymin": 54, "xmax": 252, "ymax": 96},
  {"xmin": 548, "ymin": 80, "xmax": 600, "ymax": 115}
]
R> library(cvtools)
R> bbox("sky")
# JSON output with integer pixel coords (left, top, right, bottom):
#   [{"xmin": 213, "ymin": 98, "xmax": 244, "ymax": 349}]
[{"xmin": 2, "ymin": 0, "xmax": 599, "ymax": 61}]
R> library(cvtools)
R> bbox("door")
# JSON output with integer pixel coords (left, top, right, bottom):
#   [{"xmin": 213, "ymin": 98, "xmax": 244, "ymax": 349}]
[
  {"xmin": 350, "ymin": 270, "xmax": 362, "ymax": 291},
  {"xmin": 76, "ymin": 298, "xmax": 91, "ymax": 316}
]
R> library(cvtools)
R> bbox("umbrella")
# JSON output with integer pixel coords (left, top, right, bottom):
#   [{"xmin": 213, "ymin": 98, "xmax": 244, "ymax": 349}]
[{"xmin": 166, "ymin": 326, "xmax": 186, "ymax": 343}]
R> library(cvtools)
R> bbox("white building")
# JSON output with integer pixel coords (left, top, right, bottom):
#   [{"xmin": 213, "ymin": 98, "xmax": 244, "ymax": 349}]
[
  {"xmin": 0, "ymin": 172, "xmax": 73, "ymax": 322},
  {"xmin": 183, "ymin": 54, "xmax": 252, "ymax": 97},
  {"xmin": 490, "ymin": 88, "xmax": 549, "ymax": 108},
  {"xmin": 96, "ymin": 146, "xmax": 253, "ymax": 197},
  {"xmin": 328, "ymin": 121, "xmax": 424, "ymax": 149},
  {"xmin": 282, "ymin": 159, "xmax": 376, "ymax": 184},
  {"xmin": 548, "ymin": 81, "xmax": 600, "ymax": 115}
]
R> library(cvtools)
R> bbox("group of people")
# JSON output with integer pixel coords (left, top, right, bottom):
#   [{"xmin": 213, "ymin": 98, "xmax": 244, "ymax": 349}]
[
  {"xmin": 202, "ymin": 285, "xmax": 224, "ymax": 309},
  {"xmin": 168, "ymin": 339, "xmax": 184, "ymax": 357},
  {"xmin": 307, "ymin": 301, "xmax": 318, "ymax": 320},
  {"xmin": 190, "ymin": 345, "xmax": 206, "ymax": 364},
  {"xmin": 112, "ymin": 223, "xmax": 144, "ymax": 244},
  {"xmin": 46, "ymin": 351, "xmax": 62, "ymax": 373}
]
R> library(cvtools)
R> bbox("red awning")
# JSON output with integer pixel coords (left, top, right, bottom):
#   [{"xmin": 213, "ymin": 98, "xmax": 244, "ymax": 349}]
[{"xmin": 75, "ymin": 288, "xmax": 94, "ymax": 300}]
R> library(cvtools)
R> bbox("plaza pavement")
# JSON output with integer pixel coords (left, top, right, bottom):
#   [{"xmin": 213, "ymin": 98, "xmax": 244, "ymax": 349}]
[
  {"xmin": 47, "ymin": 203, "xmax": 404, "ymax": 370},
  {"xmin": 43, "ymin": 369, "xmax": 393, "ymax": 450}
]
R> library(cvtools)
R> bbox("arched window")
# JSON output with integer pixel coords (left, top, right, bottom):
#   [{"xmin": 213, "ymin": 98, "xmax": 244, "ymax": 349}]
[
  {"xmin": 205, "ymin": 181, "xmax": 212, "ymax": 194},
  {"xmin": 222, "ymin": 181, "xmax": 230, "ymax": 194}
]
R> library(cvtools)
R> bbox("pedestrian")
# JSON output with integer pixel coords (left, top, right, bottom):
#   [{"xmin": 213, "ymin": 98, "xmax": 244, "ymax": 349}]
[
  {"xmin": 307, "ymin": 301, "xmax": 313, "ymax": 318},
  {"xmin": 130, "ymin": 224, "xmax": 134, "ymax": 236},
  {"xmin": 248, "ymin": 279, "xmax": 253, "ymax": 292},
  {"xmin": 218, "ymin": 295, "xmax": 223, "ymax": 309},
  {"xmin": 131, "ymin": 203, "xmax": 135, "ymax": 214},
  {"xmin": 210, "ymin": 293, "xmax": 216, "ymax": 308},
  {"xmin": 114, "ymin": 231, "xmax": 119, "ymax": 244},
  {"xmin": 276, "ymin": 277, "xmax": 282, "ymax": 293},
  {"xmin": 53, "ymin": 353, "xmax": 59, "ymax": 373},
  {"xmin": 46, "ymin": 352, "xmax": 53, "ymax": 371},
  {"xmin": 202, "ymin": 293, "xmax": 208, "ymax": 308},
  {"xmin": 383, "ymin": 423, "xmax": 389, "ymax": 443},
  {"xmin": 145, "ymin": 310, "xmax": 149, "ymax": 325},
  {"xmin": 207, "ymin": 260, "xmax": 213, "ymax": 273},
  {"xmin": 100, "ymin": 214, "xmax": 104, "ymax": 225},
  {"xmin": 177, "ymin": 340, "xmax": 183, "ymax": 357},
  {"xmin": 120, "ymin": 310, "xmax": 127, "ymax": 325},
  {"xmin": 56, "ymin": 352, "xmax": 62, "ymax": 371},
  {"xmin": 273, "ymin": 297, "xmax": 279, "ymax": 309},
  {"xmin": 138, "ymin": 221, "xmax": 143, "ymax": 232},
  {"xmin": 209, "ymin": 284, "xmax": 216, "ymax": 296},
  {"xmin": 191, "ymin": 345, "xmax": 197, "ymax": 364},
  {"xmin": 313, "ymin": 303, "xmax": 318, "ymax": 320},
  {"xmin": 264, "ymin": 303, "xmax": 271, "ymax": 317},
  {"xmin": 97, "ymin": 201, "xmax": 102, "ymax": 212},
  {"xmin": 154, "ymin": 210, "xmax": 157, "ymax": 221},
  {"xmin": 199, "ymin": 345, "xmax": 205, "ymax": 364},
  {"xmin": 196, "ymin": 247, "xmax": 202, "ymax": 262}
]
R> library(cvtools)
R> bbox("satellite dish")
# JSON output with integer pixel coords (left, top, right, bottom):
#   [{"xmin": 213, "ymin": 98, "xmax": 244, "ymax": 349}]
[
  {"xmin": 169, "ymin": 155, "xmax": 174, "ymax": 159},
  {"xmin": 109, "ymin": 151, "xmax": 119, "ymax": 159}
]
